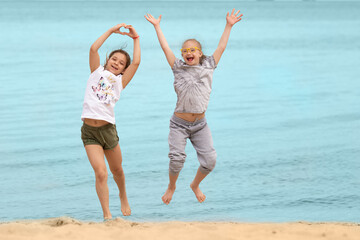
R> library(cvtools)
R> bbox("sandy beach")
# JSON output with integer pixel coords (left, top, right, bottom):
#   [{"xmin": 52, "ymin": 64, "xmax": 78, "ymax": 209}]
[{"xmin": 0, "ymin": 217, "xmax": 359, "ymax": 240}]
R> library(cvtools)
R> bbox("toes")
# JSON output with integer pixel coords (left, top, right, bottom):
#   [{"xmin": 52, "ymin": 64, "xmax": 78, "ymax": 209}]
[
  {"xmin": 122, "ymin": 209, "xmax": 131, "ymax": 216},
  {"xmin": 191, "ymin": 186, "xmax": 206, "ymax": 203},
  {"xmin": 162, "ymin": 196, "xmax": 170, "ymax": 205},
  {"xmin": 198, "ymin": 194, "xmax": 206, "ymax": 203},
  {"xmin": 162, "ymin": 191, "xmax": 173, "ymax": 205}
]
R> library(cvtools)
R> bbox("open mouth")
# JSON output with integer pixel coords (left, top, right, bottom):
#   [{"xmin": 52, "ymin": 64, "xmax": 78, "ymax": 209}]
[
  {"xmin": 111, "ymin": 65, "xmax": 119, "ymax": 71},
  {"xmin": 186, "ymin": 57, "xmax": 194, "ymax": 62}
]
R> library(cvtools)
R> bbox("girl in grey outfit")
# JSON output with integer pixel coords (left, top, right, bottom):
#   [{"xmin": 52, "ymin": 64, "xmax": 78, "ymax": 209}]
[{"xmin": 145, "ymin": 9, "xmax": 243, "ymax": 204}]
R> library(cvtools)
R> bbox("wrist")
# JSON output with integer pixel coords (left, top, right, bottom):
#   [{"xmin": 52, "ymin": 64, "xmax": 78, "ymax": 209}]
[
  {"xmin": 132, "ymin": 36, "xmax": 139, "ymax": 39},
  {"xmin": 108, "ymin": 29, "xmax": 115, "ymax": 34}
]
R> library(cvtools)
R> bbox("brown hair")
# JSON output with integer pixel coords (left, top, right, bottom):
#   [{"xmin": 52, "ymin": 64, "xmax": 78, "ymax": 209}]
[
  {"xmin": 182, "ymin": 39, "xmax": 206, "ymax": 64},
  {"xmin": 104, "ymin": 49, "xmax": 131, "ymax": 75}
]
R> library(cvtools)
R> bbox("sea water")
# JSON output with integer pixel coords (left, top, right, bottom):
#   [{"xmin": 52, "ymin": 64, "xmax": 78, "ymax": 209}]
[{"xmin": 0, "ymin": 0, "xmax": 359, "ymax": 223}]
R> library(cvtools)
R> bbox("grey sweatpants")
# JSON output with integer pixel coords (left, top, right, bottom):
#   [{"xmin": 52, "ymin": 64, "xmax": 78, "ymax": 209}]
[{"xmin": 168, "ymin": 114, "xmax": 217, "ymax": 175}]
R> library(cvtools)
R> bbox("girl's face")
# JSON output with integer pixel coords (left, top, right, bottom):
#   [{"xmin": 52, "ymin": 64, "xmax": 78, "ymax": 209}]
[
  {"xmin": 181, "ymin": 40, "xmax": 203, "ymax": 66},
  {"xmin": 105, "ymin": 52, "xmax": 127, "ymax": 75}
]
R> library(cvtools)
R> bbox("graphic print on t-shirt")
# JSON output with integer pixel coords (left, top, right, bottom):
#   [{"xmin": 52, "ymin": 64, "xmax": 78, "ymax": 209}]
[{"xmin": 91, "ymin": 76, "xmax": 115, "ymax": 105}]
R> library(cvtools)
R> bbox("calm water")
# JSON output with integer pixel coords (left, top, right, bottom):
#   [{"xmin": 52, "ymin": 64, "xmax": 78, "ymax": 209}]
[{"xmin": 0, "ymin": 1, "xmax": 359, "ymax": 223}]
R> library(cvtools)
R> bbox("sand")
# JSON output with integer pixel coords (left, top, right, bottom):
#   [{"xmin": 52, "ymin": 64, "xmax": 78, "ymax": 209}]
[{"xmin": 0, "ymin": 217, "xmax": 359, "ymax": 240}]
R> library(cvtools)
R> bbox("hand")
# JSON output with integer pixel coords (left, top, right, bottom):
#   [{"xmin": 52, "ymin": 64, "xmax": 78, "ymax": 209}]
[
  {"xmin": 119, "ymin": 25, "xmax": 139, "ymax": 39},
  {"xmin": 144, "ymin": 14, "xmax": 162, "ymax": 26},
  {"xmin": 110, "ymin": 23, "xmax": 127, "ymax": 34},
  {"xmin": 226, "ymin": 9, "xmax": 243, "ymax": 26}
]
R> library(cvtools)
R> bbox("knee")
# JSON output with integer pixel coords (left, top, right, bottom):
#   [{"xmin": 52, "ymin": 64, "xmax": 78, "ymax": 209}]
[
  {"xmin": 199, "ymin": 152, "xmax": 217, "ymax": 174},
  {"xmin": 95, "ymin": 169, "xmax": 108, "ymax": 183},
  {"xmin": 111, "ymin": 166, "xmax": 124, "ymax": 179},
  {"xmin": 168, "ymin": 152, "xmax": 186, "ymax": 174}
]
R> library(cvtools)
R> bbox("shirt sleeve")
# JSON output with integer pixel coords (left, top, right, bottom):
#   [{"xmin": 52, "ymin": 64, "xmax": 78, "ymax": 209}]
[
  {"xmin": 172, "ymin": 58, "xmax": 184, "ymax": 71},
  {"xmin": 89, "ymin": 65, "xmax": 104, "ymax": 77},
  {"xmin": 203, "ymin": 56, "xmax": 217, "ymax": 69}
]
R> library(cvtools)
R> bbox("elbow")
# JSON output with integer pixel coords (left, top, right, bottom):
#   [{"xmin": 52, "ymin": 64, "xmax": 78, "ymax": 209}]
[
  {"xmin": 218, "ymin": 45, "xmax": 226, "ymax": 53},
  {"xmin": 214, "ymin": 47, "xmax": 225, "ymax": 58},
  {"xmin": 132, "ymin": 62, "xmax": 140, "ymax": 67},
  {"xmin": 90, "ymin": 44, "xmax": 98, "ymax": 53},
  {"xmin": 132, "ymin": 57, "xmax": 141, "ymax": 66}
]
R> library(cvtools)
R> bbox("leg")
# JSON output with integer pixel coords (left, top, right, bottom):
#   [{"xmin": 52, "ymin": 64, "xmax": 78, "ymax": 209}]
[
  {"xmin": 84, "ymin": 145, "xmax": 112, "ymax": 219},
  {"xmin": 163, "ymin": 118, "xmax": 188, "ymax": 204},
  {"xmin": 190, "ymin": 169, "xmax": 207, "ymax": 203},
  {"xmin": 162, "ymin": 172, "xmax": 179, "ymax": 205},
  {"xmin": 105, "ymin": 144, "xmax": 131, "ymax": 216},
  {"xmin": 189, "ymin": 121, "xmax": 217, "ymax": 203}
]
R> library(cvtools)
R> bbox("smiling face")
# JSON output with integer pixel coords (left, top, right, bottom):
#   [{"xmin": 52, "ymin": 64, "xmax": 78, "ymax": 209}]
[
  {"xmin": 181, "ymin": 40, "xmax": 203, "ymax": 66},
  {"xmin": 105, "ymin": 52, "xmax": 127, "ymax": 75}
]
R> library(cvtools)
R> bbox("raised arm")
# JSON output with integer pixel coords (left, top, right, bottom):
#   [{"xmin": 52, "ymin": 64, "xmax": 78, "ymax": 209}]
[
  {"xmin": 213, "ymin": 9, "xmax": 243, "ymax": 65},
  {"xmin": 120, "ymin": 25, "xmax": 141, "ymax": 89},
  {"xmin": 145, "ymin": 14, "xmax": 175, "ymax": 68},
  {"xmin": 89, "ymin": 24, "xmax": 126, "ymax": 73}
]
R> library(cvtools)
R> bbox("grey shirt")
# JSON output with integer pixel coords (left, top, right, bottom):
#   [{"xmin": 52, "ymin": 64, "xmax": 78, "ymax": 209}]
[{"xmin": 172, "ymin": 56, "xmax": 217, "ymax": 113}]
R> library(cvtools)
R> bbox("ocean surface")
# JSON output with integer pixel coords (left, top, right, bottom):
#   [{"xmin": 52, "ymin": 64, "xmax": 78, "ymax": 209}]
[{"xmin": 0, "ymin": 0, "xmax": 359, "ymax": 223}]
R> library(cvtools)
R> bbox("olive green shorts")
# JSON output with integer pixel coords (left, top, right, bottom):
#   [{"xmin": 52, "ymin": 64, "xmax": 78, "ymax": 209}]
[{"xmin": 81, "ymin": 122, "xmax": 119, "ymax": 150}]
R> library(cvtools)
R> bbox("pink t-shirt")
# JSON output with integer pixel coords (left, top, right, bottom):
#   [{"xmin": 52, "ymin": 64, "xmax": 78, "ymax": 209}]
[{"xmin": 81, "ymin": 65, "xmax": 123, "ymax": 124}]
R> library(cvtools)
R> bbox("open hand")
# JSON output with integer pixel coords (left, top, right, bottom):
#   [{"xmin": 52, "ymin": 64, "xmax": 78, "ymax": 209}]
[
  {"xmin": 226, "ymin": 9, "xmax": 243, "ymax": 26},
  {"xmin": 144, "ymin": 14, "xmax": 162, "ymax": 26}
]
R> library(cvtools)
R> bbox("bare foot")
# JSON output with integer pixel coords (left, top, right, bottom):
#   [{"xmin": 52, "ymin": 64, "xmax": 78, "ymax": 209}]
[
  {"xmin": 120, "ymin": 195, "xmax": 131, "ymax": 216},
  {"xmin": 190, "ymin": 183, "xmax": 206, "ymax": 203},
  {"xmin": 162, "ymin": 185, "xmax": 176, "ymax": 205}
]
